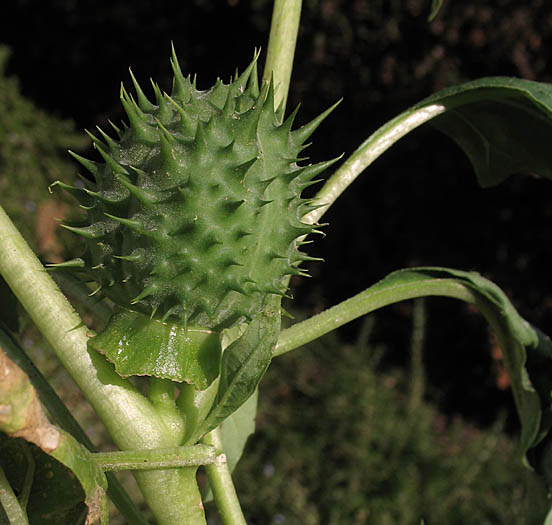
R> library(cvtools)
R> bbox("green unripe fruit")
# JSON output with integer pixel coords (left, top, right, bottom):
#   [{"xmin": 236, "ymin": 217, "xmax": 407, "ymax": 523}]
[{"xmin": 55, "ymin": 48, "xmax": 339, "ymax": 384}]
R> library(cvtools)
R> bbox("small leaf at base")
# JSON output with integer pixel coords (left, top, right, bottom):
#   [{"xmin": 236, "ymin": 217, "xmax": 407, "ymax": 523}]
[{"xmin": 89, "ymin": 309, "xmax": 222, "ymax": 388}]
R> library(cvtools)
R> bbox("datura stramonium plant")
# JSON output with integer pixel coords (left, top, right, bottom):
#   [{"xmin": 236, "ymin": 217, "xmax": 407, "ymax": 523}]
[{"xmin": 53, "ymin": 48, "xmax": 339, "ymax": 391}]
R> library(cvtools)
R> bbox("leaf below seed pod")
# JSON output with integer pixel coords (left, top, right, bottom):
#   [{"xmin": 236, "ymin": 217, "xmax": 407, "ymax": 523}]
[{"xmin": 88, "ymin": 309, "xmax": 222, "ymax": 388}]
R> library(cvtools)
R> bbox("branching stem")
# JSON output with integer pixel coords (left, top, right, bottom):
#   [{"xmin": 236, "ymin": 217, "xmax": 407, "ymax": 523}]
[{"xmin": 93, "ymin": 445, "xmax": 217, "ymax": 471}]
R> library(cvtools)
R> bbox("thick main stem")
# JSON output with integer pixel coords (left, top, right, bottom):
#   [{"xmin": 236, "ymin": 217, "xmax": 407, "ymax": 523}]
[{"xmin": 0, "ymin": 206, "xmax": 204, "ymax": 524}]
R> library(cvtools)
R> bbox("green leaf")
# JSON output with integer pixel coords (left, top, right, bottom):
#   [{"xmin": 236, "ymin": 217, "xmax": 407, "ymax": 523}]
[
  {"xmin": 89, "ymin": 309, "xmax": 222, "ymax": 388},
  {"xmin": 48, "ymin": 432, "xmax": 109, "ymax": 525},
  {"xmin": 417, "ymin": 77, "xmax": 552, "ymax": 187},
  {"xmin": 276, "ymin": 266, "xmax": 552, "ymax": 493},
  {"xmin": 0, "ymin": 432, "xmax": 109, "ymax": 525},
  {"xmin": 0, "ymin": 349, "xmax": 108, "ymax": 524},
  {"xmin": 193, "ymin": 297, "xmax": 280, "ymax": 441},
  {"xmin": 310, "ymin": 76, "xmax": 552, "ymax": 225},
  {"xmin": 0, "ymin": 328, "xmax": 97, "ymax": 449},
  {"xmin": 219, "ymin": 388, "xmax": 258, "ymax": 473},
  {"xmin": 0, "ymin": 328, "xmax": 148, "ymax": 525},
  {"xmin": 427, "ymin": 0, "xmax": 443, "ymax": 22},
  {"xmin": 0, "ymin": 434, "xmax": 87, "ymax": 525},
  {"xmin": 392, "ymin": 268, "xmax": 549, "ymax": 465}
]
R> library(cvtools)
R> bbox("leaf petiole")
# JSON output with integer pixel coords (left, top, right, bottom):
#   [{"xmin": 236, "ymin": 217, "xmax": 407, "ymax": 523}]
[{"xmin": 275, "ymin": 275, "xmax": 475, "ymax": 356}]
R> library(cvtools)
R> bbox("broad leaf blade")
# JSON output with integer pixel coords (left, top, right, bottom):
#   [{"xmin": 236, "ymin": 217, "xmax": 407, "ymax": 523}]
[
  {"xmin": 0, "ymin": 434, "xmax": 87, "ymax": 525},
  {"xmin": 310, "ymin": 77, "xmax": 552, "ymax": 225},
  {"xmin": 278, "ymin": 266, "xmax": 552, "ymax": 491},
  {"xmin": 398, "ymin": 267, "xmax": 547, "ymax": 459},
  {"xmin": 417, "ymin": 77, "xmax": 552, "ymax": 187},
  {"xmin": 49, "ymin": 432, "xmax": 109, "ymax": 525}
]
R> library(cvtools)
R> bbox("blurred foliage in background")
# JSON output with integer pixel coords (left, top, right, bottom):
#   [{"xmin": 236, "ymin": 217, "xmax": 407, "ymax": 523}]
[
  {"xmin": 0, "ymin": 45, "xmax": 86, "ymax": 261},
  {"xmin": 220, "ymin": 317, "xmax": 549, "ymax": 525}
]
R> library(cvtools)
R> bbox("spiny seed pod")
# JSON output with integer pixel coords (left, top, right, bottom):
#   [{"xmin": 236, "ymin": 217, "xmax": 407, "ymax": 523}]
[{"xmin": 54, "ymin": 48, "xmax": 339, "ymax": 385}]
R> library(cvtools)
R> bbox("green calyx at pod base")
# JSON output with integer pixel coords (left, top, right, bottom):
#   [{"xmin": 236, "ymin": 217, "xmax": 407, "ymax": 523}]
[{"xmin": 53, "ymin": 47, "xmax": 340, "ymax": 387}]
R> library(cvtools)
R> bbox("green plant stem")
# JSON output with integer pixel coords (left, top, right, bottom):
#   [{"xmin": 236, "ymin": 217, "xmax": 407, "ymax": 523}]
[
  {"xmin": 275, "ymin": 278, "xmax": 476, "ymax": 356},
  {"xmin": 0, "ymin": 206, "xmax": 204, "ymax": 525},
  {"xmin": 93, "ymin": 444, "xmax": 217, "ymax": 471},
  {"xmin": 275, "ymin": 268, "xmax": 537, "ymax": 439},
  {"xmin": 148, "ymin": 378, "xmax": 186, "ymax": 442},
  {"xmin": 0, "ymin": 208, "xmax": 157, "ymax": 444},
  {"xmin": 274, "ymin": 271, "xmax": 535, "ymax": 465},
  {"xmin": 201, "ymin": 428, "xmax": 247, "ymax": 525},
  {"xmin": 303, "ymin": 102, "xmax": 447, "ymax": 225},
  {"xmin": 0, "ymin": 465, "xmax": 29, "ymax": 525},
  {"xmin": 149, "ymin": 377, "xmax": 175, "ymax": 407},
  {"xmin": 263, "ymin": 0, "xmax": 302, "ymax": 112},
  {"xmin": 178, "ymin": 380, "xmax": 220, "ymax": 444}
]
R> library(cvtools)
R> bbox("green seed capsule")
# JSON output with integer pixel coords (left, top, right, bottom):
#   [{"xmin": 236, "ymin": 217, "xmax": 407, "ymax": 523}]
[{"xmin": 59, "ymin": 48, "xmax": 339, "ymax": 384}]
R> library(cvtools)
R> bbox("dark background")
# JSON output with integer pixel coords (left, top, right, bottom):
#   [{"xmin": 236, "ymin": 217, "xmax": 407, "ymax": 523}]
[{"xmin": 2, "ymin": 0, "xmax": 552, "ymax": 428}]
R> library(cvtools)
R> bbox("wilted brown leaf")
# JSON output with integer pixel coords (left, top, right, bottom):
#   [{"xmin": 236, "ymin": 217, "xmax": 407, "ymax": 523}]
[{"xmin": 0, "ymin": 348, "xmax": 60, "ymax": 452}]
